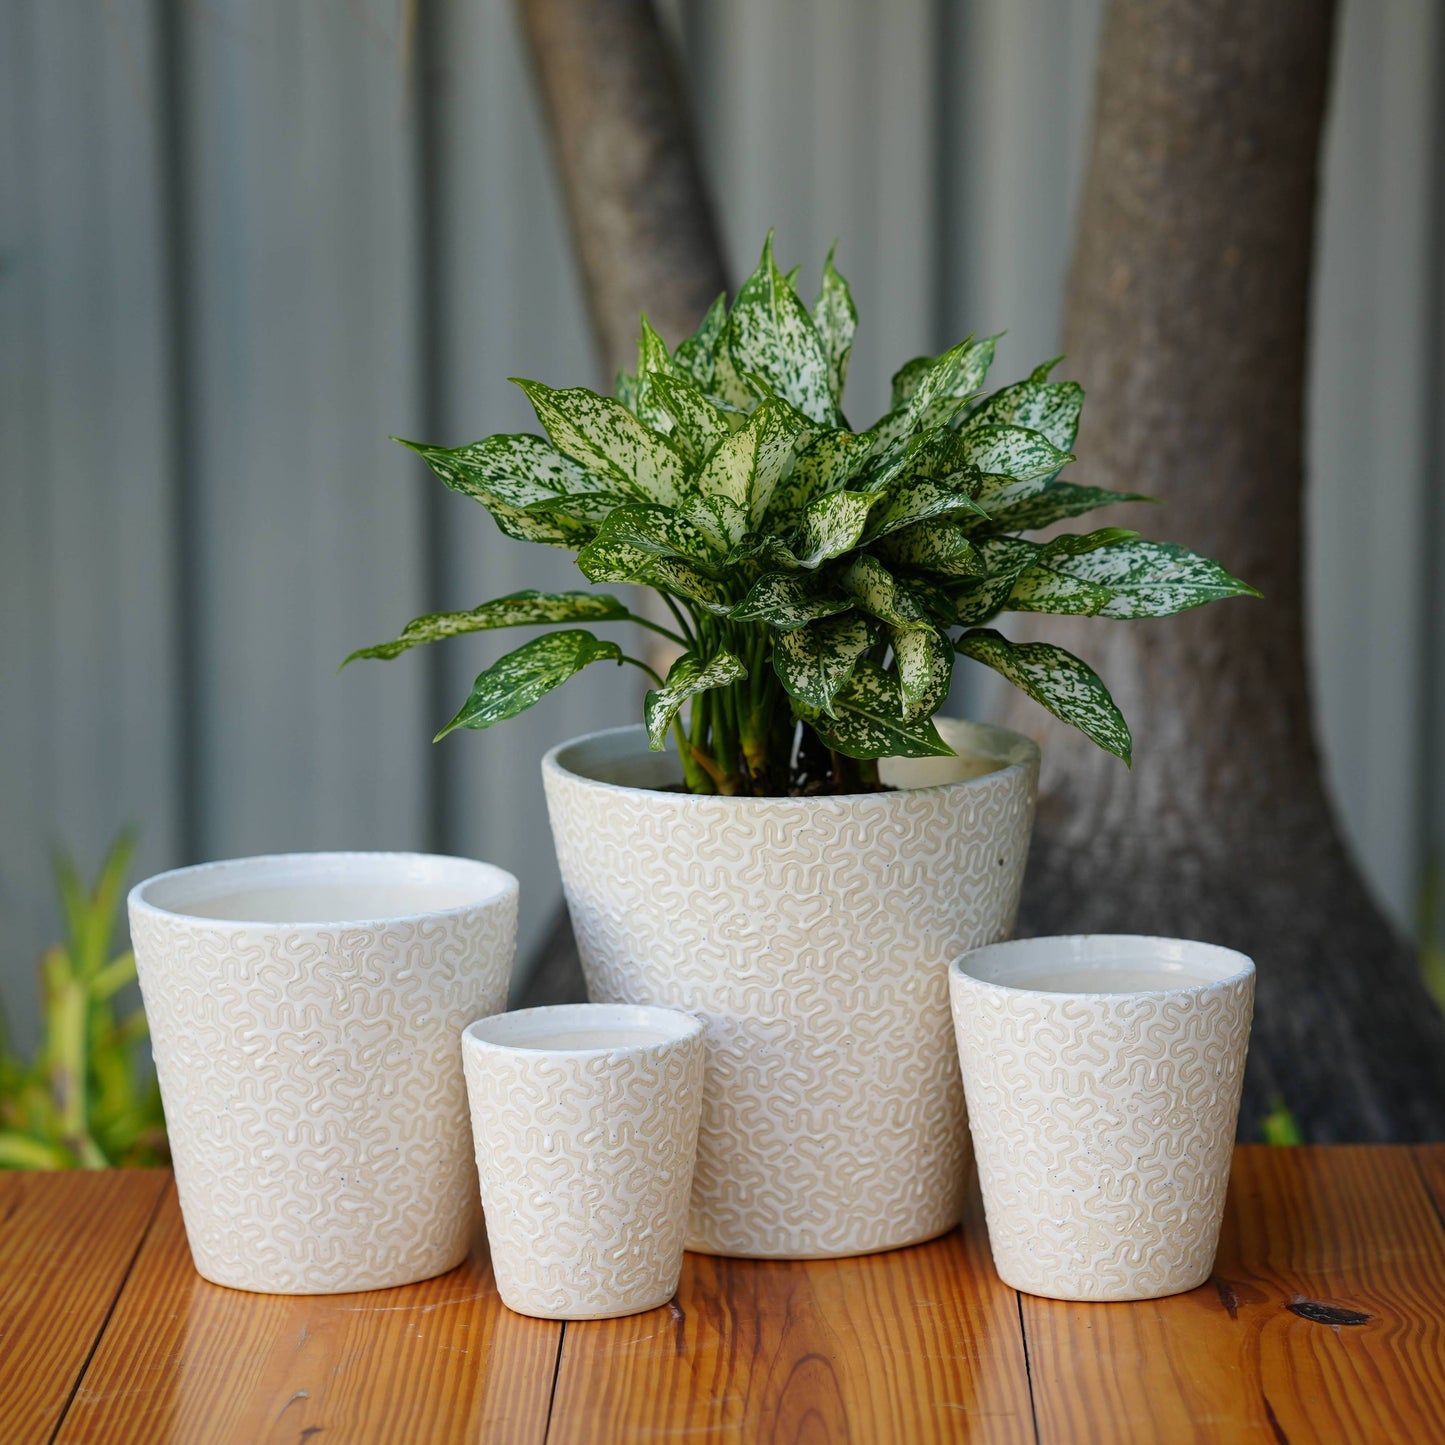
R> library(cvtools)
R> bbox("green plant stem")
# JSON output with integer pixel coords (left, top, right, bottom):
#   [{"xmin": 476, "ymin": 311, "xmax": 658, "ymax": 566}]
[
  {"xmin": 627, "ymin": 613, "xmax": 689, "ymax": 649},
  {"xmin": 672, "ymin": 717, "xmax": 714, "ymax": 793},
  {"xmin": 660, "ymin": 593, "xmax": 698, "ymax": 649},
  {"xmin": 618, "ymin": 653, "xmax": 666, "ymax": 687}
]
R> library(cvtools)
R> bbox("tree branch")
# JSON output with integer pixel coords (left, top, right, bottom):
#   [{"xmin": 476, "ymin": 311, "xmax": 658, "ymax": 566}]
[{"xmin": 515, "ymin": 0, "xmax": 729, "ymax": 382}]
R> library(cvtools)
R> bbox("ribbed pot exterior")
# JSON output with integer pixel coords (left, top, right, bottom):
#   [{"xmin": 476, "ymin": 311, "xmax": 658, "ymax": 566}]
[
  {"xmin": 128, "ymin": 852, "xmax": 517, "ymax": 1295},
  {"xmin": 542, "ymin": 719, "xmax": 1039, "ymax": 1259}
]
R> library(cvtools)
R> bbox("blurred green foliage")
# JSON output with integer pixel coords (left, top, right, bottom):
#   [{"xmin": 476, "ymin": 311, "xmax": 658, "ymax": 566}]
[
  {"xmin": 0, "ymin": 832, "xmax": 168, "ymax": 1168},
  {"xmin": 1260, "ymin": 1096, "xmax": 1304, "ymax": 1147}
]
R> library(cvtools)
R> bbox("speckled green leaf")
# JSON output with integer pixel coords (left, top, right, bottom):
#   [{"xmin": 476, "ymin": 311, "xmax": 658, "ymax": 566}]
[
  {"xmin": 732, "ymin": 571, "xmax": 852, "ymax": 629},
  {"xmin": 344, "ymin": 590, "xmax": 630, "ymax": 665},
  {"xmin": 795, "ymin": 659, "xmax": 954, "ymax": 760},
  {"xmin": 630, "ymin": 318, "xmax": 682, "ymax": 435},
  {"xmin": 398, "ymin": 434, "xmax": 621, "ymax": 515},
  {"xmin": 646, "ymin": 556, "xmax": 736, "ymax": 614},
  {"xmin": 892, "ymin": 622, "xmax": 953, "ymax": 720},
  {"xmin": 515, "ymin": 379, "xmax": 685, "ymax": 506},
  {"xmin": 970, "ymin": 376, "xmax": 1083, "ymax": 454},
  {"xmin": 813, "ymin": 247, "xmax": 857, "ymax": 406},
  {"xmin": 875, "ymin": 520, "xmax": 983, "ymax": 579},
  {"xmin": 984, "ymin": 482, "xmax": 1153, "ymax": 533},
  {"xmin": 584, "ymin": 504, "xmax": 724, "ymax": 570},
  {"xmin": 772, "ymin": 612, "xmax": 871, "ymax": 714},
  {"xmin": 695, "ymin": 397, "xmax": 804, "ymax": 527},
  {"xmin": 842, "ymin": 555, "xmax": 928, "ymax": 626},
  {"xmin": 889, "ymin": 355, "xmax": 934, "ymax": 409},
  {"xmin": 726, "ymin": 236, "xmax": 840, "ymax": 427},
  {"xmin": 947, "ymin": 537, "xmax": 1046, "ymax": 624},
  {"xmin": 644, "ymin": 649, "xmax": 748, "ymax": 750},
  {"xmin": 489, "ymin": 501, "xmax": 598, "ymax": 550},
  {"xmin": 949, "ymin": 530, "xmax": 1138, "ymax": 623},
  {"xmin": 575, "ymin": 536, "xmax": 733, "ymax": 612},
  {"xmin": 956, "ymin": 628, "xmax": 1131, "ymax": 763},
  {"xmin": 860, "ymin": 426, "xmax": 981, "ymax": 500},
  {"xmin": 792, "ymin": 490, "xmax": 873, "ymax": 568},
  {"xmin": 572, "ymin": 536, "xmax": 656, "ymax": 586},
  {"xmin": 863, "ymin": 404, "xmax": 914, "ymax": 456},
  {"xmin": 960, "ymin": 423, "xmax": 1073, "ymax": 484},
  {"xmin": 682, "ymin": 494, "xmax": 749, "ymax": 551},
  {"xmin": 673, "ymin": 294, "xmax": 728, "ymax": 390},
  {"xmin": 725, "ymin": 532, "xmax": 800, "ymax": 570},
  {"xmin": 869, "ymin": 478, "xmax": 988, "ymax": 539},
  {"xmin": 636, "ymin": 316, "xmax": 674, "ymax": 378},
  {"xmin": 1010, "ymin": 539, "xmax": 1259, "ymax": 618},
  {"xmin": 903, "ymin": 335, "xmax": 997, "ymax": 432},
  {"xmin": 435, "ymin": 630, "xmax": 622, "ymax": 740},
  {"xmin": 647, "ymin": 373, "xmax": 731, "ymax": 466},
  {"xmin": 764, "ymin": 427, "xmax": 871, "ymax": 534},
  {"xmin": 709, "ymin": 342, "xmax": 757, "ymax": 411}
]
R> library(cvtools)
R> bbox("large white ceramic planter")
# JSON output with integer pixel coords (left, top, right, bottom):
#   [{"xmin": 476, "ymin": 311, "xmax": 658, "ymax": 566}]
[
  {"xmin": 950, "ymin": 935, "xmax": 1256, "ymax": 1302},
  {"xmin": 542, "ymin": 718, "xmax": 1039, "ymax": 1259},
  {"xmin": 129, "ymin": 851, "xmax": 518, "ymax": 1294},
  {"xmin": 462, "ymin": 1003, "xmax": 705, "ymax": 1320}
]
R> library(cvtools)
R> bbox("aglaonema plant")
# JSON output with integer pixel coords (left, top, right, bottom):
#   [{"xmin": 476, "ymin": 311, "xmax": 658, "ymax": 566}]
[{"xmin": 347, "ymin": 236, "xmax": 1257, "ymax": 796}]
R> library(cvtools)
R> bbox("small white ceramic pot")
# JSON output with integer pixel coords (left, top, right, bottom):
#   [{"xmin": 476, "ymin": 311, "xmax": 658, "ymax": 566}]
[
  {"xmin": 128, "ymin": 851, "xmax": 518, "ymax": 1294},
  {"xmin": 542, "ymin": 718, "xmax": 1039, "ymax": 1259},
  {"xmin": 462, "ymin": 1003, "xmax": 705, "ymax": 1320},
  {"xmin": 949, "ymin": 934, "xmax": 1256, "ymax": 1302}
]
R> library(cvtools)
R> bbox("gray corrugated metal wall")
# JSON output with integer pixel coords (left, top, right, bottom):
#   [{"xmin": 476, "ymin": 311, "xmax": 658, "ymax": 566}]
[{"xmin": 3, "ymin": 0, "xmax": 1442, "ymax": 1051}]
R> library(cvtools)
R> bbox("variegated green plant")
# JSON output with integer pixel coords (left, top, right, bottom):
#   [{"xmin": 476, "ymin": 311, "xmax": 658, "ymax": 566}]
[
  {"xmin": 0, "ymin": 833, "xmax": 168, "ymax": 1169},
  {"xmin": 347, "ymin": 237, "xmax": 1256, "ymax": 795}
]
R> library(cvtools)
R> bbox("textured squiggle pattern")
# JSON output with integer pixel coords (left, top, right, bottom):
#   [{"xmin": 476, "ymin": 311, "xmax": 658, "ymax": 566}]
[
  {"xmin": 950, "ymin": 972, "xmax": 1254, "ymax": 1300},
  {"xmin": 543, "ymin": 721, "xmax": 1038, "ymax": 1258},
  {"xmin": 129, "ymin": 872, "xmax": 516, "ymax": 1295},
  {"xmin": 463, "ymin": 1030, "xmax": 704, "ymax": 1319}
]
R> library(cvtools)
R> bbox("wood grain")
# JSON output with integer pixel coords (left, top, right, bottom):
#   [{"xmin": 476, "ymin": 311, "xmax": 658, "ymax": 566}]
[
  {"xmin": 1416, "ymin": 1144, "xmax": 1445, "ymax": 1225},
  {"xmin": 53, "ymin": 1182, "xmax": 560, "ymax": 1445},
  {"xmin": 1021, "ymin": 1145, "xmax": 1445, "ymax": 1443},
  {"xmin": 0, "ymin": 1169, "xmax": 167, "ymax": 1443},
  {"xmin": 546, "ymin": 1173, "xmax": 1034, "ymax": 1444}
]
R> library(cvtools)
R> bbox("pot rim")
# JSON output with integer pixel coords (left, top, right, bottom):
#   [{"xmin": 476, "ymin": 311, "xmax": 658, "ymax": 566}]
[
  {"xmin": 542, "ymin": 718, "xmax": 1040, "ymax": 805},
  {"xmin": 951, "ymin": 933, "xmax": 1256, "ymax": 998},
  {"xmin": 463, "ymin": 1001, "xmax": 705, "ymax": 1058},
  {"xmin": 128, "ymin": 849, "xmax": 518, "ymax": 932}
]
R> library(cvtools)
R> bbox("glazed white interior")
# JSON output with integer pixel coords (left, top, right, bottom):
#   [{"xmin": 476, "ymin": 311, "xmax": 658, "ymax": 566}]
[
  {"xmin": 954, "ymin": 934, "xmax": 1255, "ymax": 995},
  {"xmin": 464, "ymin": 1002, "xmax": 703, "ymax": 1056},
  {"xmin": 133, "ymin": 852, "xmax": 515, "ymax": 926},
  {"xmin": 548, "ymin": 718, "xmax": 1037, "ymax": 794}
]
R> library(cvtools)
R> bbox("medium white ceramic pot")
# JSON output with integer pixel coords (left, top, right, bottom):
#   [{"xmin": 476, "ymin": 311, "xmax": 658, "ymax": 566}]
[
  {"xmin": 462, "ymin": 1003, "xmax": 706, "ymax": 1320},
  {"xmin": 542, "ymin": 718, "xmax": 1039, "ymax": 1259},
  {"xmin": 950, "ymin": 935, "xmax": 1256, "ymax": 1302},
  {"xmin": 128, "ymin": 851, "xmax": 518, "ymax": 1294}
]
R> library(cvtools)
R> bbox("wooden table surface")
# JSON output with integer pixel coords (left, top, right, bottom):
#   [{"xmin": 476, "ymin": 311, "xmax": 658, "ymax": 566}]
[{"xmin": 4, "ymin": 1146, "xmax": 1445, "ymax": 1443}]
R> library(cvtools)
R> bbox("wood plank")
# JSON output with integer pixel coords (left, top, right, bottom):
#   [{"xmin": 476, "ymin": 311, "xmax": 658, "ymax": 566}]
[
  {"xmin": 54, "ymin": 1182, "xmax": 559, "ymax": 1445},
  {"xmin": 547, "ymin": 1171, "xmax": 1034, "ymax": 1444},
  {"xmin": 1020, "ymin": 1145, "xmax": 1445, "ymax": 1444},
  {"xmin": 0, "ymin": 1170, "xmax": 168, "ymax": 1443},
  {"xmin": 1417, "ymin": 1144, "xmax": 1445, "ymax": 1224}
]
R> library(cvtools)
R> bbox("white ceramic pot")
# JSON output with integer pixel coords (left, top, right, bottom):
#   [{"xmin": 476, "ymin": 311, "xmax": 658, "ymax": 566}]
[
  {"xmin": 128, "ymin": 851, "xmax": 518, "ymax": 1294},
  {"xmin": 462, "ymin": 1003, "xmax": 705, "ymax": 1320},
  {"xmin": 542, "ymin": 718, "xmax": 1039, "ymax": 1259},
  {"xmin": 949, "ymin": 935, "xmax": 1256, "ymax": 1302}
]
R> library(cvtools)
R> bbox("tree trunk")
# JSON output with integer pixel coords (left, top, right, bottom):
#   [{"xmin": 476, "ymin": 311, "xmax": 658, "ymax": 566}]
[
  {"xmin": 515, "ymin": 0, "xmax": 729, "ymax": 383},
  {"xmin": 996, "ymin": 0, "xmax": 1445, "ymax": 1140}
]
